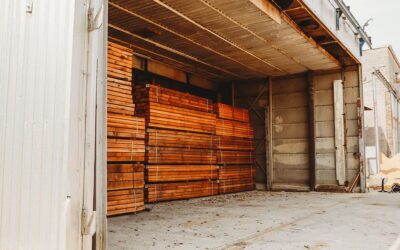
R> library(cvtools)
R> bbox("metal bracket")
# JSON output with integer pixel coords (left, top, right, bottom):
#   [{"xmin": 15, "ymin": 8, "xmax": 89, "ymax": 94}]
[
  {"xmin": 88, "ymin": 4, "xmax": 104, "ymax": 32},
  {"xmin": 81, "ymin": 208, "xmax": 96, "ymax": 236},
  {"xmin": 335, "ymin": 8, "xmax": 343, "ymax": 30},
  {"xmin": 26, "ymin": 0, "xmax": 33, "ymax": 13}
]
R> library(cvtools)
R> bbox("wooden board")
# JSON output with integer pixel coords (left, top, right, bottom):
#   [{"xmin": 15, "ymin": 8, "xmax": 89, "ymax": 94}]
[
  {"xmin": 107, "ymin": 188, "xmax": 145, "ymax": 215},
  {"xmin": 135, "ymin": 102, "xmax": 216, "ymax": 134},
  {"xmin": 216, "ymin": 119, "xmax": 253, "ymax": 138},
  {"xmin": 219, "ymin": 165, "xmax": 256, "ymax": 194},
  {"xmin": 215, "ymin": 136, "xmax": 254, "ymax": 151},
  {"xmin": 108, "ymin": 41, "xmax": 134, "ymax": 115},
  {"xmin": 134, "ymin": 84, "xmax": 214, "ymax": 113},
  {"xmin": 145, "ymin": 180, "xmax": 219, "ymax": 203},
  {"xmin": 219, "ymin": 178, "xmax": 255, "ymax": 194},
  {"xmin": 146, "ymin": 147, "xmax": 216, "ymax": 164},
  {"xmin": 107, "ymin": 41, "xmax": 133, "ymax": 82},
  {"xmin": 147, "ymin": 128, "xmax": 215, "ymax": 149},
  {"xmin": 107, "ymin": 164, "xmax": 145, "ymax": 190},
  {"xmin": 219, "ymin": 165, "xmax": 256, "ymax": 180},
  {"xmin": 107, "ymin": 138, "xmax": 145, "ymax": 162},
  {"xmin": 217, "ymin": 150, "xmax": 255, "ymax": 165},
  {"xmin": 214, "ymin": 103, "xmax": 250, "ymax": 123},
  {"xmin": 107, "ymin": 113, "xmax": 145, "ymax": 139},
  {"xmin": 107, "ymin": 80, "xmax": 135, "ymax": 116},
  {"xmin": 146, "ymin": 165, "xmax": 218, "ymax": 182}
]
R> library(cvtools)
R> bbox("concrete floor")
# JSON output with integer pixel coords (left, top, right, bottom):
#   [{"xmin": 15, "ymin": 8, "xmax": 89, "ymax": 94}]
[{"xmin": 108, "ymin": 191, "xmax": 400, "ymax": 250}]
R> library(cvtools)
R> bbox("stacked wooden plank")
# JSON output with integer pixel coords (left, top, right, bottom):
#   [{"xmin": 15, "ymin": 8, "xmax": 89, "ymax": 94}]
[
  {"xmin": 107, "ymin": 42, "xmax": 134, "ymax": 116},
  {"xmin": 107, "ymin": 164, "xmax": 145, "ymax": 215},
  {"xmin": 214, "ymin": 103, "xmax": 250, "ymax": 123},
  {"xmin": 146, "ymin": 180, "xmax": 218, "ymax": 203},
  {"xmin": 134, "ymin": 84, "xmax": 218, "ymax": 202},
  {"xmin": 107, "ymin": 41, "xmax": 145, "ymax": 215},
  {"xmin": 215, "ymin": 103, "xmax": 256, "ymax": 194}
]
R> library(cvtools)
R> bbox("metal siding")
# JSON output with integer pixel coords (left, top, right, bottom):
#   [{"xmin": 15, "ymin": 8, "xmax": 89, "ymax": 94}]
[{"xmin": 0, "ymin": 1, "xmax": 88, "ymax": 249}]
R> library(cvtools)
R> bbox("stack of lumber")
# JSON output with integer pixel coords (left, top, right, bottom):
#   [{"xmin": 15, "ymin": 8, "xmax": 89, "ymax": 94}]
[
  {"xmin": 107, "ymin": 42, "xmax": 134, "ymax": 116},
  {"xmin": 107, "ymin": 164, "xmax": 145, "ymax": 215},
  {"xmin": 134, "ymin": 85, "xmax": 213, "ymax": 113},
  {"xmin": 107, "ymin": 41, "xmax": 145, "ymax": 215},
  {"xmin": 216, "ymin": 119, "xmax": 254, "ymax": 138},
  {"xmin": 135, "ymin": 84, "xmax": 218, "ymax": 202},
  {"xmin": 135, "ymin": 85, "xmax": 216, "ymax": 134},
  {"xmin": 219, "ymin": 166, "xmax": 256, "ymax": 194},
  {"xmin": 214, "ymin": 103, "xmax": 250, "ymax": 122},
  {"xmin": 107, "ymin": 138, "xmax": 145, "ymax": 162},
  {"xmin": 215, "ymin": 103, "xmax": 256, "ymax": 194},
  {"xmin": 146, "ymin": 180, "xmax": 218, "ymax": 203}
]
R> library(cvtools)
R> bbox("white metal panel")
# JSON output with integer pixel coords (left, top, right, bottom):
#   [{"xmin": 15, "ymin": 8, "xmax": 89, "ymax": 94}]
[{"xmin": 0, "ymin": 1, "xmax": 90, "ymax": 249}]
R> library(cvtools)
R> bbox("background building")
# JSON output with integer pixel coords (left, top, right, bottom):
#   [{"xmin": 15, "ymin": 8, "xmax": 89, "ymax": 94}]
[{"xmin": 362, "ymin": 46, "xmax": 400, "ymax": 175}]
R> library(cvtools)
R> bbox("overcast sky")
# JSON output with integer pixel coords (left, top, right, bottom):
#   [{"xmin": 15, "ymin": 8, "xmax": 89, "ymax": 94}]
[{"xmin": 346, "ymin": 0, "xmax": 400, "ymax": 56}]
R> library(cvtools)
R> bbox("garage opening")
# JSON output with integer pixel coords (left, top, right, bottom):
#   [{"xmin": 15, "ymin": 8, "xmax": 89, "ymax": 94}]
[{"xmin": 104, "ymin": 0, "xmax": 363, "ymax": 227}]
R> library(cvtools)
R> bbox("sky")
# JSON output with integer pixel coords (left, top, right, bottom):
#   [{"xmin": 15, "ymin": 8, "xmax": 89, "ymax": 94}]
[{"xmin": 346, "ymin": 0, "xmax": 400, "ymax": 56}]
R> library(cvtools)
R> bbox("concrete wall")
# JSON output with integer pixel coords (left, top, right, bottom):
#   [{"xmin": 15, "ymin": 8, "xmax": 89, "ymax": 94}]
[
  {"xmin": 271, "ymin": 76, "xmax": 310, "ymax": 190},
  {"xmin": 313, "ymin": 70, "xmax": 360, "ymax": 187},
  {"xmin": 236, "ymin": 70, "xmax": 362, "ymax": 191}
]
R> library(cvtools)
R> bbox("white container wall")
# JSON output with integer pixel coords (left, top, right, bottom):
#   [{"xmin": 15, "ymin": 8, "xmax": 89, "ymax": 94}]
[{"xmin": 0, "ymin": 0, "xmax": 106, "ymax": 249}]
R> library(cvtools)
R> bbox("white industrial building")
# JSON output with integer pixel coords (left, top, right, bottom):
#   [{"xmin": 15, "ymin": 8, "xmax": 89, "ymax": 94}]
[{"xmin": 362, "ymin": 46, "xmax": 400, "ymax": 175}]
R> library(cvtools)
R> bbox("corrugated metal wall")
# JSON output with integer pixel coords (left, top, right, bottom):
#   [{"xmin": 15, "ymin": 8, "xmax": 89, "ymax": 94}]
[{"xmin": 0, "ymin": 1, "xmax": 88, "ymax": 249}]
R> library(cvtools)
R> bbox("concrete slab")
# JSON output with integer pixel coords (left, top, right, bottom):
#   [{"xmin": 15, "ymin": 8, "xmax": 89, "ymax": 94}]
[{"xmin": 108, "ymin": 191, "xmax": 400, "ymax": 250}]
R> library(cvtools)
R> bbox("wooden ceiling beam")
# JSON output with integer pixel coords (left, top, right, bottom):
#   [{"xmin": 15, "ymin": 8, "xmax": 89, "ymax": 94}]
[
  {"xmin": 151, "ymin": 0, "xmax": 287, "ymax": 74},
  {"xmin": 199, "ymin": 0, "xmax": 310, "ymax": 71},
  {"xmin": 280, "ymin": 14, "xmax": 341, "ymax": 68},
  {"xmin": 295, "ymin": 0, "xmax": 359, "ymax": 65},
  {"xmin": 283, "ymin": 6, "xmax": 305, "ymax": 12},
  {"xmin": 109, "ymin": 36, "xmax": 228, "ymax": 81},
  {"xmin": 109, "ymin": 2, "xmax": 270, "ymax": 77},
  {"xmin": 109, "ymin": 24, "xmax": 245, "ymax": 79}
]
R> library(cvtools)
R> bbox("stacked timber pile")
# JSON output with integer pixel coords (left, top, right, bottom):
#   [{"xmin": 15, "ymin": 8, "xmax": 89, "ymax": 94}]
[
  {"xmin": 134, "ymin": 84, "xmax": 218, "ymax": 202},
  {"xmin": 214, "ymin": 103, "xmax": 256, "ymax": 194},
  {"xmin": 107, "ymin": 41, "xmax": 146, "ymax": 215}
]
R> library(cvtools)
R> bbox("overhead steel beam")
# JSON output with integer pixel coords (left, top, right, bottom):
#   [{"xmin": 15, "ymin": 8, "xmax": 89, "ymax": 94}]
[{"xmin": 333, "ymin": 0, "xmax": 372, "ymax": 49}]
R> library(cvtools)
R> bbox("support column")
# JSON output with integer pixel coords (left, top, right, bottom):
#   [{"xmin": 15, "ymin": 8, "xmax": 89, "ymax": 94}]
[
  {"xmin": 358, "ymin": 66, "xmax": 367, "ymax": 192},
  {"xmin": 307, "ymin": 71, "xmax": 316, "ymax": 190},
  {"xmin": 266, "ymin": 78, "xmax": 273, "ymax": 190}
]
